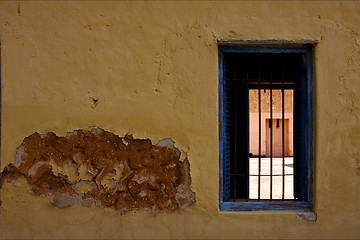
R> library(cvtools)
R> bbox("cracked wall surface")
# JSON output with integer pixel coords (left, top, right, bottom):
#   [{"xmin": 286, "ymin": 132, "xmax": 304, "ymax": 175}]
[{"xmin": 2, "ymin": 129, "xmax": 195, "ymax": 213}]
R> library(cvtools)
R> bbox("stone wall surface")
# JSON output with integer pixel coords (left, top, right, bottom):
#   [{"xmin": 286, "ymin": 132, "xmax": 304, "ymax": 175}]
[{"xmin": 0, "ymin": 1, "xmax": 359, "ymax": 239}]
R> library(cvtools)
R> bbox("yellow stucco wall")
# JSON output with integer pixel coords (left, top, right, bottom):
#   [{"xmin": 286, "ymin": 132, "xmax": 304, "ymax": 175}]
[{"xmin": 0, "ymin": 1, "xmax": 359, "ymax": 239}]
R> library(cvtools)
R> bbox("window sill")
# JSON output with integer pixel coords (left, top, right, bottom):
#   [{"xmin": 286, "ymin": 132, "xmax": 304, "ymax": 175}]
[{"xmin": 219, "ymin": 201, "xmax": 312, "ymax": 211}]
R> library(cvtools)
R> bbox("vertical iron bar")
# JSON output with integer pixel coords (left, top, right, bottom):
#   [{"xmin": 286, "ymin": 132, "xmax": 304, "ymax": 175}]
[
  {"xmin": 258, "ymin": 66, "xmax": 261, "ymax": 201},
  {"xmin": 270, "ymin": 70, "xmax": 273, "ymax": 200},
  {"xmin": 234, "ymin": 79, "xmax": 237, "ymax": 201},
  {"xmin": 282, "ymin": 67, "xmax": 285, "ymax": 200},
  {"xmin": 246, "ymin": 64, "xmax": 249, "ymax": 202}
]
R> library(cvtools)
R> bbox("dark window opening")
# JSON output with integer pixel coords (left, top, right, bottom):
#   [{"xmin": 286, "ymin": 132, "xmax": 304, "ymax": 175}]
[{"xmin": 219, "ymin": 44, "xmax": 314, "ymax": 211}]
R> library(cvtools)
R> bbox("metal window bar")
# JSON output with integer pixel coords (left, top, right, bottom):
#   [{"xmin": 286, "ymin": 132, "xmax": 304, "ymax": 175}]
[
  {"xmin": 233, "ymin": 75, "xmax": 238, "ymax": 202},
  {"xmin": 246, "ymin": 64, "xmax": 249, "ymax": 202},
  {"xmin": 270, "ymin": 70, "xmax": 273, "ymax": 201},
  {"xmin": 258, "ymin": 66, "xmax": 261, "ymax": 201},
  {"xmin": 282, "ymin": 67, "xmax": 286, "ymax": 200}
]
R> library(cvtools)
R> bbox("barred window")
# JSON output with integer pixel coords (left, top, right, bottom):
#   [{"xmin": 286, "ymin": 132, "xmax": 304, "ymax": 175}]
[{"xmin": 219, "ymin": 42, "xmax": 314, "ymax": 211}]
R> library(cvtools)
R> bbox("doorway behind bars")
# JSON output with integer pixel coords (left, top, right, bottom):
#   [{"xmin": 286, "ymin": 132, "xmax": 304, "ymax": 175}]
[{"xmin": 248, "ymin": 88, "xmax": 294, "ymax": 199}]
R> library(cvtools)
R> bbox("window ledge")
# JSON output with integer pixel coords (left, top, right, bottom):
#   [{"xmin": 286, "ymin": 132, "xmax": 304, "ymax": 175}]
[{"xmin": 220, "ymin": 201, "xmax": 312, "ymax": 211}]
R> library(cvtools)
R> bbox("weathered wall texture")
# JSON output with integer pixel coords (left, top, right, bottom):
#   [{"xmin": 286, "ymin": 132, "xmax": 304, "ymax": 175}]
[
  {"xmin": 2, "ymin": 129, "xmax": 195, "ymax": 213},
  {"xmin": 0, "ymin": 1, "xmax": 359, "ymax": 239}
]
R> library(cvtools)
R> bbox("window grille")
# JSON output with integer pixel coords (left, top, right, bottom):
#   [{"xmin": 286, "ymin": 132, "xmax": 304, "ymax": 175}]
[{"xmin": 219, "ymin": 43, "xmax": 314, "ymax": 211}]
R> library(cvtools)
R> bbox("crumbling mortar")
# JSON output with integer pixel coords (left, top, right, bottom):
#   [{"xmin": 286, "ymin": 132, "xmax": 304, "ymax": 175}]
[{"xmin": 1, "ymin": 128, "xmax": 196, "ymax": 214}]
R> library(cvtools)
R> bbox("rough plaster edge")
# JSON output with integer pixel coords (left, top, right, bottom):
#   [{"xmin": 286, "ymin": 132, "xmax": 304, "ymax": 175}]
[{"xmin": 156, "ymin": 138, "xmax": 181, "ymax": 156}]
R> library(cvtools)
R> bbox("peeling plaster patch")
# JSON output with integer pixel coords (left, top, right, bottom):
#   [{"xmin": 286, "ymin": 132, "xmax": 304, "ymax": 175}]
[
  {"xmin": 156, "ymin": 138, "xmax": 181, "ymax": 157},
  {"xmin": 74, "ymin": 181, "xmax": 95, "ymax": 194},
  {"xmin": 175, "ymin": 159, "xmax": 196, "ymax": 210},
  {"xmin": 2, "ymin": 129, "xmax": 196, "ymax": 214},
  {"xmin": 296, "ymin": 212, "xmax": 317, "ymax": 222},
  {"xmin": 53, "ymin": 193, "xmax": 93, "ymax": 208},
  {"xmin": 49, "ymin": 159, "xmax": 78, "ymax": 183},
  {"xmin": 15, "ymin": 145, "xmax": 25, "ymax": 167},
  {"xmin": 77, "ymin": 164, "xmax": 93, "ymax": 181},
  {"xmin": 100, "ymin": 167, "xmax": 123, "ymax": 191},
  {"xmin": 28, "ymin": 162, "xmax": 48, "ymax": 177},
  {"xmin": 122, "ymin": 138, "xmax": 129, "ymax": 146}
]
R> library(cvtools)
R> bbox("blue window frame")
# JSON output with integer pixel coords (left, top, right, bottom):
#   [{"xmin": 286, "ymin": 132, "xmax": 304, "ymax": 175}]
[{"xmin": 219, "ymin": 41, "xmax": 315, "ymax": 211}]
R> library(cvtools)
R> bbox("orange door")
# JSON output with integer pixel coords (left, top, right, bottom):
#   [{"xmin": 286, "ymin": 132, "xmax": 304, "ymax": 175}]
[{"xmin": 266, "ymin": 119, "xmax": 290, "ymax": 157}]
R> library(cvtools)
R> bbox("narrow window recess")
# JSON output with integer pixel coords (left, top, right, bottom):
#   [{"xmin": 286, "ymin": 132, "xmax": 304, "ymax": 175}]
[{"xmin": 219, "ymin": 41, "xmax": 315, "ymax": 211}]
